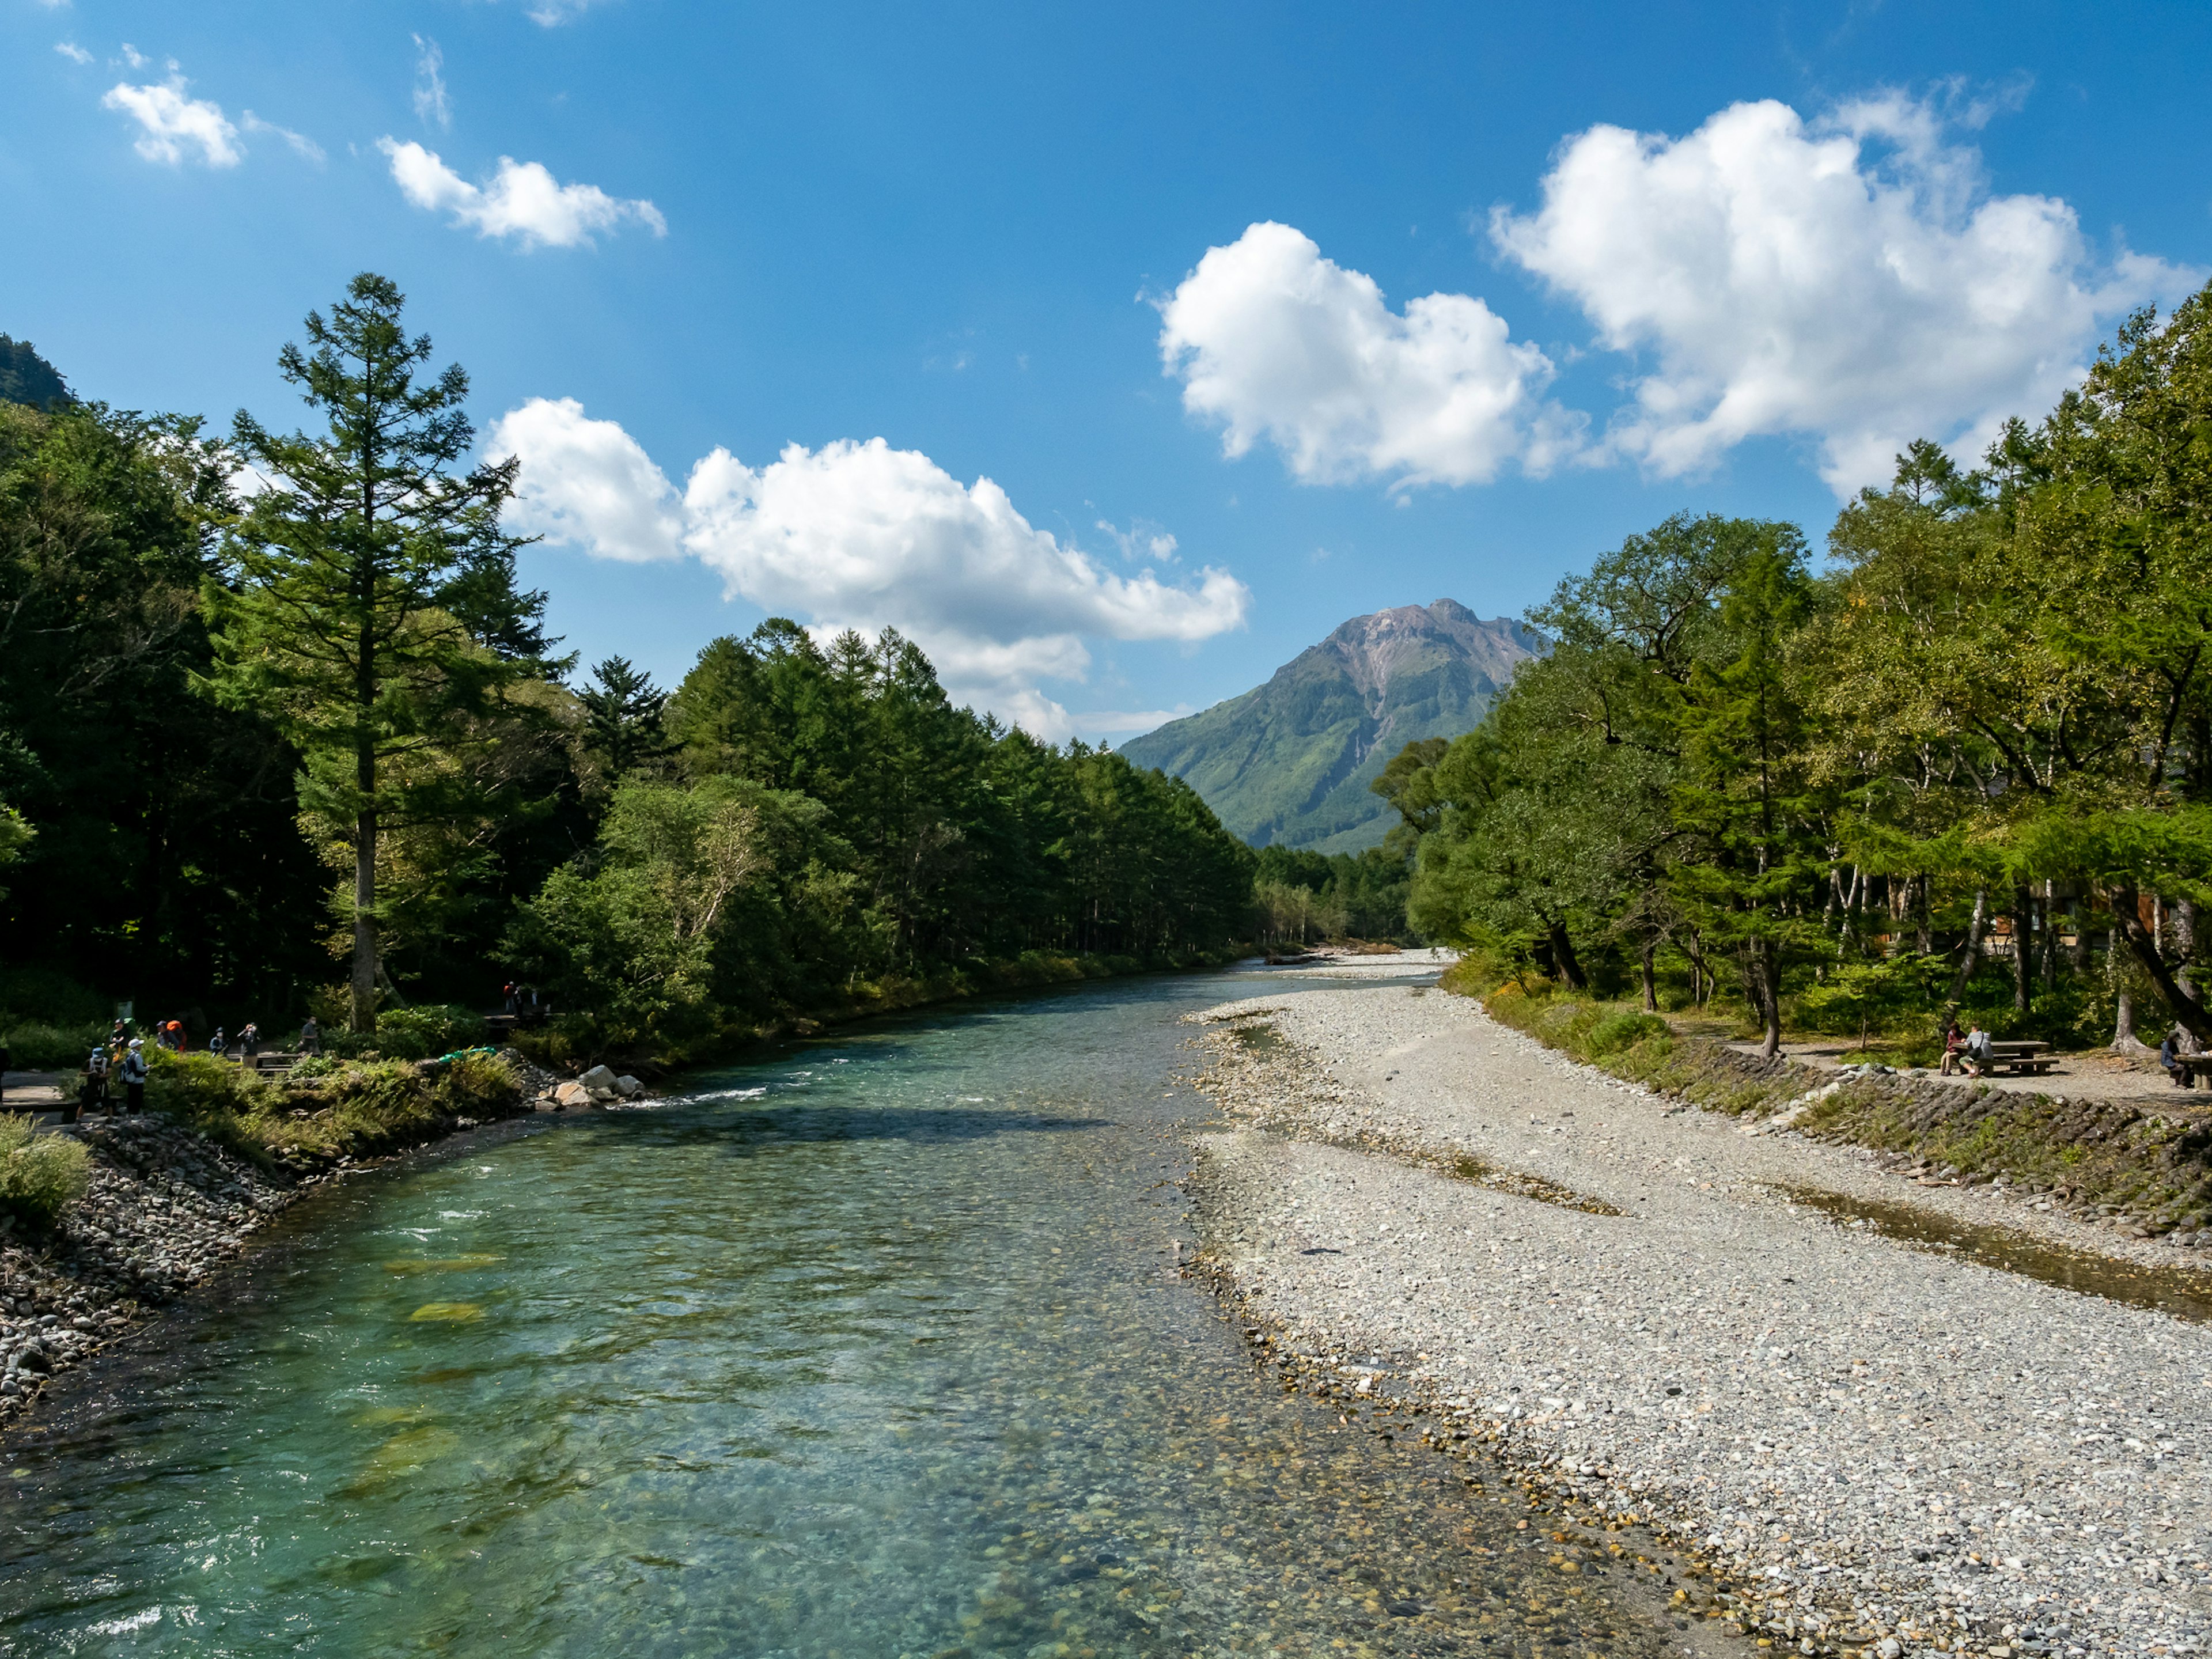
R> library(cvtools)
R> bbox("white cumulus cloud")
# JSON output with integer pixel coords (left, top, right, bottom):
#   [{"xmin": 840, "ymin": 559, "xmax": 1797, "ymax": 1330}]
[
  {"xmin": 103, "ymin": 76, "xmax": 241, "ymax": 167},
  {"xmin": 1155, "ymin": 220, "xmax": 1580, "ymax": 491},
  {"xmin": 55, "ymin": 41, "xmax": 92, "ymax": 64},
  {"xmin": 484, "ymin": 399, "xmax": 684, "ymax": 565},
  {"xmin": 1491, "ymin": 94, "xmax": 2198, "ymax": 493},
  {"xmin": 487, "ymin": 397, "xmax": 1248, "ymax": 737},
  {"xmin": 378, "ymin": 138, "xmax": 666, "ymax": 249}
]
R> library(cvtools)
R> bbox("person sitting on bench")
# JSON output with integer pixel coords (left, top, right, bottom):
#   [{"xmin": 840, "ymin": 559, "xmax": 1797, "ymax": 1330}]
[
  {"xmin": 1938, "ymin": 1016, "xmax": 1965, "ymax": 1075},
  {"xmin": 1960, "ymin": 1024, "xmax": 1993, "ymax": 1077},
  {"xmin": 2162, "ymin": 1024, "xmax": 2202, "ymax": 1086}
]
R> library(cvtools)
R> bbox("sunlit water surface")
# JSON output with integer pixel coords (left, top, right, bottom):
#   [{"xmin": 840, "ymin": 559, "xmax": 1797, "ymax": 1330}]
[{"xmin": 0, "ymin": 972, "xmax": 1685, "ymax": 1657}]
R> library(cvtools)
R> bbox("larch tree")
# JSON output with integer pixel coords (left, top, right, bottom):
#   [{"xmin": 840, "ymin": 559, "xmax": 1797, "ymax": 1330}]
[{"xmin": 207, "ymin": 273, "xmax": 551, "ymax": 1032}]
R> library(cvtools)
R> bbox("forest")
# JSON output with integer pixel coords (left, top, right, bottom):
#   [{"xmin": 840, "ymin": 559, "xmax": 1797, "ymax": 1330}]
[
  {"xmin": 1379, "ymin": 284, "xmax": 2212, "ymax": 1059},
  {"xmin": 0, "ymin": 279, "xmax": 1256, "ymax": 1068}
]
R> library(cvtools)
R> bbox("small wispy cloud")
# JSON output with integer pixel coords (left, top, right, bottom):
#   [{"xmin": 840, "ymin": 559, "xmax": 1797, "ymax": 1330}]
[
  {"xmin": 412, "ymin": 35, "xmax": 450, "ymax": 131},
  {"xmin": 54, "ymin": 41, "xmax": 92, "ymax": 64},
  {"xmin": 103, "ymin": 75, "xmax": 242, "ymax": 168},
  {"xmin": 523, "ymin": 0, "xmax": 613, "ymax": 24},
  {"xmin": 118, "ymin": 43, "xmax": 147, "ymax": 69},
  {"xmin": 1094, "ymin": 518, "xmax": 1180, "ymax": 565},
  {"xmin": 242, "ymin": 112, "xmax": 324, "ymax": 164}
]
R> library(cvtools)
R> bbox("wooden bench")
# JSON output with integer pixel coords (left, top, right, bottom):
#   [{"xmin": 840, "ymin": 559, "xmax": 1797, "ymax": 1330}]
[{"xmin": 1980, "ymin": 1040, "xmax": 2055, "ymax": 1077}]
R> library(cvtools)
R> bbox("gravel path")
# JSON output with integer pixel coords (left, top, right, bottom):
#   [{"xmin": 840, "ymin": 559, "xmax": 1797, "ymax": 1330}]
[{"xmin": 1186, "ymin": 983, "xmax": 2212, "ymax": 1659}]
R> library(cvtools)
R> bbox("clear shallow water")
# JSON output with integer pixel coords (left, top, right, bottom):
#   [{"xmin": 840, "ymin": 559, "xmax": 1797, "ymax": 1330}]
[{"xmin": 0, "ymin": 972, "xmax": 1684, "ymax": 1657}]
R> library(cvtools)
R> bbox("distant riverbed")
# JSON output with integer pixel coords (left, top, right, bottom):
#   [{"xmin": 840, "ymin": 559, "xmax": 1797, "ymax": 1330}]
[{"xmin": 0, "ymin": 968, "xmax": 1691, "ymax": 1658}]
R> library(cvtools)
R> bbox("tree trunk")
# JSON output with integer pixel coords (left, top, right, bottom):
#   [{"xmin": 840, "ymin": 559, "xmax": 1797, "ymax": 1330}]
[
  {"xmin": 2009, "ymin": 885, "xmax": 2033, "ymax": 1015},
  {"xmin": 1914, "ymin": 874, "xmax": 1932, "ymax": 956},
  {"xmin": 2178, "ymin": 897, "xmax": 2199, "ymax": 1006},
  {"xmin": 1948, "ymin": 888, "xmax": 1988, "ymax": 1003},
  {"xmin": 1639, "ymin": 935, "xmax": 1658, "ymax": 1012},
  {"xmin": 2114, "ymin": 987, "xmax": 2139, "ymax": 1050},
  {"xmin": 351, "ymin": 804, "xmax": 377, "ymax": 1032},
  {"xmin": 1755, "ymin": 938, "xmax": 1783, "ymax": 1058},
  {"xmin": 1547, "ymin": 922, "xmax": 1589, "ymax": 991},
  {"xmin": 2109, "ymin": 884, "xmax": 2212, "ymax": 1046},
  {"xmin": 2067, "ymin": 896, "xmax": 2089, "ymax": 973}
]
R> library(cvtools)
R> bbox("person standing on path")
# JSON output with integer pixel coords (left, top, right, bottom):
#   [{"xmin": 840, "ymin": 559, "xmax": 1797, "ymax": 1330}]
[
  {"xmin": 239, "ymin": 1022, "xmax": 260, "ymax": 1065},
  {"xmin": 120, "ymin": 1039, "xmax": 147, "ymax": 1114},
  {"xmin": 75, "ymin": 1045, "xmax": 109, "ymax": 1123},
  {"xmin": 298, "ymin": 1015, "xmax": 321, "ymax": 1057},
  {"xmin": 209, "ymin": 1026, "xmax": 226, "ymax": 1059}
]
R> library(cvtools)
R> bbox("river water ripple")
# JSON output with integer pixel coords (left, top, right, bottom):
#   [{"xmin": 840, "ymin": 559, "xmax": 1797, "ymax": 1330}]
[{"xmin": 0, "ymin": 972, "xmax": 1687, "ymax": 1657}]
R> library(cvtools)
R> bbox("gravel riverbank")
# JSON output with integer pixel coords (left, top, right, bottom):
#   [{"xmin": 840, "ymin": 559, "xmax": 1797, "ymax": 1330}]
[{"xmin": 1186, "ymin": 983, "xmax": 2212, "ymax": 1659}]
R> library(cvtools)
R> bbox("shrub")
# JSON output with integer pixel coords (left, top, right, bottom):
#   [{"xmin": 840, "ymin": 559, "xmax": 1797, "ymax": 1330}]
[
  {"xmin": 1586, "ymin": 1010, "xmax": 1671, "ymax": 1057},
  {"xmin": 2, "ymin": 1020, "xmax": 109, "ymax": 1070},
  {"xmin": 145, "ymin": 1047, "xmax": 278, "ymax": 1122},
  {"xmin": 0, "ymin": 968, "xmax": 110, "ymax": 1026},
  {"xmin": 372, "ymin": 1005, "xmax": 491, "ymax": 1061},
  {"xmin": 0, "ymin": 1112, "xmax": 92, "ymax": 1230},
  {"xmin": 430, "ymin": 1052, "xmax": 520, "ymax": 1115}
]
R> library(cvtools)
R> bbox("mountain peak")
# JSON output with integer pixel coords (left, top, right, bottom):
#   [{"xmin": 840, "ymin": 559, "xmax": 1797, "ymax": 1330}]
[{"xmin": 1119, "ymin": 599, "xmax": 1542, "ymax": 853}]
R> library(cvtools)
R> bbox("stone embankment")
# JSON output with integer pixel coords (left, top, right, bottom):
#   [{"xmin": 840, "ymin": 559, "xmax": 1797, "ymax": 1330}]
[
  {"xmin": 1, "ymin": 1047, "xmax": 638, "ymax": 1435},
  {"xmin": 1185, "ymin": 984, "xmax": 2212, "ymax": 1659}
]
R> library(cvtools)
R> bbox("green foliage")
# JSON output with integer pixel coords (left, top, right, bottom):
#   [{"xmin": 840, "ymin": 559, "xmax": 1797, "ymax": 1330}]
[
  {"xmin": 0, "ymin": 336, "xmax": 70, "ymax": 410},
  {"xmin": 145, "ymin": 1044, "xmax": 518, "ymax": 1166},
  {"xmin": 372, "ymin": 1004, "xmax": 491, "ymax": 1060},
  {"xmin": 0, "ymin": 1020, "xmax": 110, "ymax": 1070},
  {"xmin": 578, "ymin": 655, "xmax": 672, "ymax": 791},
  {"xmin": 520, "ymin": 623, "xmax": 1253, "ymax": 1059},
  {"xmin": 1586, "ymin": 1010, "xmax": 1671, "ymax": 1057},
  {"xmin": 1400, "ymin": 287, "xmax": 2212, "ymax": 1054},
  {"xmin": 207, "ymin": 273, "xmax": 563, "ymax": 1032},
  {"xmin": 0, "ymin": 397, "xmax": 328, "ymax": 1015},
  {"xmin": 0, "ymin": 1113, "xmax": 90, "ymax": 1230},
  {"xmin": 430, "ymin": 1051, "xmax": 521, "ymax": 1114}
]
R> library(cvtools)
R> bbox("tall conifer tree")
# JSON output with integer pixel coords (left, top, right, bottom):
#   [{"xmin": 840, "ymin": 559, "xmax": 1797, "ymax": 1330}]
[{"xmin": 207, "ymin": 274, "xmax": 550, "ymax": 1031}]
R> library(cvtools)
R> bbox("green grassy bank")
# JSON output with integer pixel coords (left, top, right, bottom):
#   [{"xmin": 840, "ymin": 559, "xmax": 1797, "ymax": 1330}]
[{"xmin": 1453, "ymin": 966, "xmax": 2212, "ymax": 1241}]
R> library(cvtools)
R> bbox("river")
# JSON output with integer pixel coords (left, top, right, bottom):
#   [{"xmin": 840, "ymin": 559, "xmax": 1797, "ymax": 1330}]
[{"xmin": 0, "ymin": 969, "xmax": 1687, "ymax": 1657}]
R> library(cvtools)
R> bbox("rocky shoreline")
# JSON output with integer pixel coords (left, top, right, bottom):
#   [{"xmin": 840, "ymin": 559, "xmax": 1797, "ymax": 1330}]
[
  {"xmin": 0, "ymin": 1046, "xmax": 601, "ymax": 1439},
  {"xmin": 1183, "ymin": 983, "xmax": 2212, "ymax": 1659}
]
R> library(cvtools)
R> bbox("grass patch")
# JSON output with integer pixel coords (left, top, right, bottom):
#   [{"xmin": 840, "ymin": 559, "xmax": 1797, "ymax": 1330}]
[
  {"xmin": 1450, "ymin": 966, "xmax": 2212, "ymax": 1232},
  {"xmin": 1469, "ymin": 978, "xmax": 1824, "ymax": 1119},
  {"xmin": 0, "ymin": 1112, "xmax": 92, "ymax": 1232},
  {"xmin": 146, "ymin": 1047, "xmax": 522, "ymax": 1171}
]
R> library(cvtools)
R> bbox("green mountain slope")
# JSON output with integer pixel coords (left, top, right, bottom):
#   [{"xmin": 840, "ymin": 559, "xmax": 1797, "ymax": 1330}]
[{"xmin": 1119, "ymin": 599, "xmax": 1542, "ymax": 853}]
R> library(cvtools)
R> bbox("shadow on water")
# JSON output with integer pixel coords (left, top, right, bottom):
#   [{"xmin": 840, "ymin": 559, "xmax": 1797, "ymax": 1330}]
[
  {"xmin": 620, "ymin": 1103, "xmax": 1115, "ymax": 1157},
  {"xmin": 1777, "ymin": 1183, "xmax": 2212, "ymax": 1323}
]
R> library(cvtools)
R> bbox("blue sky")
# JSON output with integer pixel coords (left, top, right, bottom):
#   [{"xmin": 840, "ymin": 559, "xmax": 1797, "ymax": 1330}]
[{"xmin": 6, "ymin": 1, "xmax": 2210, "ymax": 739}]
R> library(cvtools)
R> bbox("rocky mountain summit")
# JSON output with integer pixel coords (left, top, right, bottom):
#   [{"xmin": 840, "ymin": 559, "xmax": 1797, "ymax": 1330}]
[{"xmin": 1120, "ymin": 599, "xmax": 1541, "ymax": 853}]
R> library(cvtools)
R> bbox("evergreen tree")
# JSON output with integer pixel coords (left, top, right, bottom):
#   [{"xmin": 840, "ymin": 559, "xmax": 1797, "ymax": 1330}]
[
  {"xmin": 579, "ymin": 655, "xmax": 672, "ymax": 783},
  {"xmin": 207, "ymin": 274, "xmax": 554, "ymax": 1031}
]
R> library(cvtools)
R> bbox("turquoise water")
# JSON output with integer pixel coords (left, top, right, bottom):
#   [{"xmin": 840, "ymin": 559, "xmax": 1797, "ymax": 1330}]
[{"xmin": 0, "ymin": 972, "xmax": 1681, "ymax": 1657}]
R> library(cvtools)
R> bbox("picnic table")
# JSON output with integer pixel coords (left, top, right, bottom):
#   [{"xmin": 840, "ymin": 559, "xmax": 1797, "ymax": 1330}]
[
  {"xmin": 2169, "ymin": 1054, "xmax": 2212, "ymax": 1089},
  {"xmin": 1982, "ymin": 1039, "xmax": 2055, "ymax": 1077}
]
